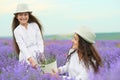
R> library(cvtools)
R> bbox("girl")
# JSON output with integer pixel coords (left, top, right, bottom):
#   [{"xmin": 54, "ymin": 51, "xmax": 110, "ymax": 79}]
[
  {"xmin": 56, "ymin": 26, "xmax": 102, "ymax": 80},
  {"xmin": 12, "ymin": 3, "xmax": 45, "ymax": 68}
]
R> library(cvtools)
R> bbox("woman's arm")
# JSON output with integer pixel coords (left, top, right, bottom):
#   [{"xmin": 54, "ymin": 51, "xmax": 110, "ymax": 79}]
[
  {"xmin": 34, "ymin": 23, "xmax": 45, "ymax": 61},
  {"xmin": 14, "ymin": 30, "xmax": 37, "ymax": 67},
  {"xmin": 34, "ymin": 23, "xmax": 44, "ymax": 54}
]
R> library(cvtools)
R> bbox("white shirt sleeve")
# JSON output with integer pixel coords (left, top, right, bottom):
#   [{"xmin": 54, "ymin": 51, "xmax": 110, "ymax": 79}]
[
  {"xmin": 14, "ymin": 30, "xmax": 31, "ymax": 60},
  {"xmin": 58, "ymin": 49, "xmax": 73, "ymax": 74},
  {"xmin": 34, "ymin": 23, "xmax": 44, "ymax": 53},
  {"xmin": 59, "ymin": 48, "xmax": 89, "ymax": 80}
]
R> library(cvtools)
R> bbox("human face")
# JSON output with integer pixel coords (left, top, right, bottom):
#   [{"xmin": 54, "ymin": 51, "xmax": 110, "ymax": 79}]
[
  {"xmin": 72, "ymin": 33, "xmax": 79, "ymax": 49},
  {"xmin": 16, "ymin": 12, "xmax": 29, "ymax": 26}
]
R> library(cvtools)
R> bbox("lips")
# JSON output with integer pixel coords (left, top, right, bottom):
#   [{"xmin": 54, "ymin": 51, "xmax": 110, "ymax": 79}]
[{"xmin": 20, "ymin": 18, "xmax": 27, "ymax": 21}]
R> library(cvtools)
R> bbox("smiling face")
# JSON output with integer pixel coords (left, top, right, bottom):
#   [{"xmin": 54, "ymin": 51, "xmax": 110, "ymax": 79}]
[
  {"xmin": 16, "ymin": 12, "xmax": 29, "ymax": 26},
  {"xmin": 72, "ymin": 33, "xmax": 79, "ymax": 49}
]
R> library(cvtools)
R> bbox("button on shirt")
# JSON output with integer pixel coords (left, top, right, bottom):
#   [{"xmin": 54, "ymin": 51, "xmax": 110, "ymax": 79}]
[{"xmin": 14, "ymin": 22, "xmax": 44, "ymax": 64}]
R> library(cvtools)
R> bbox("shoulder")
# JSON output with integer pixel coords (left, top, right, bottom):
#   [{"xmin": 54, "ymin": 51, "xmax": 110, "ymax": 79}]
[
  {"xmin": 29, "ymin": 22, "xmax": 38, "ymax": 27},
  {"xmin": 69, "ymin": 48, "xmax": 75, "ymax": 53},
  {"xmin": 14, "ymin": 25, "xmax": 21, "ymax": 34},
  {"xmin": 68, "ymin": 48, "xmax": 75, "ymax": 55},
  {"xmin": 29, "ymin": 22, "xmax": 39, "ymax": 30}
]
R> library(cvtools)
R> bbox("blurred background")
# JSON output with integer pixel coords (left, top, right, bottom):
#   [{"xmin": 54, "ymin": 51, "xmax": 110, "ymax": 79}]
[
  {"xmin": 0, "ymin": 1, "xmax": 120, "ymax": 80},
  {"xmin": 0, "ymin": 0, "xmax": 120, "ymax": 40}
]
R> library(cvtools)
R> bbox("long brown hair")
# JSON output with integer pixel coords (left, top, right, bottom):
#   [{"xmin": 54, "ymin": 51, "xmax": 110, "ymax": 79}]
[
  {"xmin": 67, "ymin": 34, "xmax": 102, "ymax": 73},
  {"xmin": 12, "ymin": 12, "xmax": 43, "ymax": 55}
]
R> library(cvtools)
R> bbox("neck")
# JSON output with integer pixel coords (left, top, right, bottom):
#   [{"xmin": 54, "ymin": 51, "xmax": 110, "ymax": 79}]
[{"xmin": 21, "ymin": 23, "xmax": 28, "ymax": 29}]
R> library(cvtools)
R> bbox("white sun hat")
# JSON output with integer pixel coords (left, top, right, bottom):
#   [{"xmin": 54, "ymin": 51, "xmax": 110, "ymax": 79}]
[
  {"xmin": 75, "ymin": 26, "xmax": 96, "ymax": 44},
  {"xmin": 14, "ymin": 3, "xmax": 32, "ymax": 14}
]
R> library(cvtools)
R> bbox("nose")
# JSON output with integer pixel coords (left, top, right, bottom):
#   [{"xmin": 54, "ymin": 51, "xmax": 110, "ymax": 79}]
[{"xmin": 21, "ymin": 14, "xmax": 26, "ymax": 17}]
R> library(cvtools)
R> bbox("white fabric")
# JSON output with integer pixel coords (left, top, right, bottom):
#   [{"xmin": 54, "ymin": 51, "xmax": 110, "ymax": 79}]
[
  {"xmin": 14, "ymin": 3, "xmax": 32, "ymax": 14},
  {"xmin": 59, "ymin": 49, "xmax": 89, "ymax": 80},
  {"xmin": 75, "ymin": 26, "xmax": 96, "ymax": 44},
  {"xmin": 14, "ymin": 22, "xmax": 44, "ymax": 64}
]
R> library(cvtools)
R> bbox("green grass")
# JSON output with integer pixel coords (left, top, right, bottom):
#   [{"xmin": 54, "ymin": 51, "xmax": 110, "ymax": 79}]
[
  {"xmin": 95, "ymin": 32, "xmax": 120, "ymax": 40},
  {"xmin": 44, "ymin": 32, "xmax": 120, "ymax": 40}
]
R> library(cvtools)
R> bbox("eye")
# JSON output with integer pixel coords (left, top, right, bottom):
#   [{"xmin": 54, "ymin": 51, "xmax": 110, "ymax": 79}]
[
  {"xmin": 18, "ymin": 13, "xmax": 23, "ymax": 16},
  {"xmin": 24, "ymin": 13, "xmax": 29, "ymax": 16},
  {"xmin": 73, "ymin": 36, "xmax": 76, "ymax": 41}
]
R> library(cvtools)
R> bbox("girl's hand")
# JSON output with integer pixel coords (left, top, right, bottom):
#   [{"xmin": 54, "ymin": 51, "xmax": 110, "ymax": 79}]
[
  {"xmin": 51, "ymin": 69, "xmax": 59, "ymax": 78},
  {"xmin": 28, "ymin": 57, "xmax": 37, "ymax": 68},
  {"xmin": 57, "ymin": 68, "xmax": 61, "ymax": 73},
  {"xmin": 51, "ymin": 68, "xmax": 61, "ymax": 75}
]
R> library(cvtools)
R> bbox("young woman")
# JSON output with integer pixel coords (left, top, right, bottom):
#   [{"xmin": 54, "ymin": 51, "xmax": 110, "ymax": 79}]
[
  {"xmin": 55, "ymin": 26, "xmax": 102, "ymax": 80},
  {"xmin": 12, "ymin": 3, "xmax": 45, "ymax": 68}
]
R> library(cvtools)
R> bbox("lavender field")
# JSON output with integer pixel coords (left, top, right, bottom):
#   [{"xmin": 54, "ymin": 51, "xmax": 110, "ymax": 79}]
[{"xmin": 0, "ymin": 38, "xmax": 120, "ymax": 80}]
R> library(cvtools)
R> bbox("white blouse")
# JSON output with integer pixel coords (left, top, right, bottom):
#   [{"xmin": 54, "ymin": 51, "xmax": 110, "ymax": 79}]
[
  {"xmin": 59, "ymin": 49, "xmax": 89, "ymax": 80},
  {"xmin": 14, "ymin": 22, "xmax": 44, "ymax": 64}
]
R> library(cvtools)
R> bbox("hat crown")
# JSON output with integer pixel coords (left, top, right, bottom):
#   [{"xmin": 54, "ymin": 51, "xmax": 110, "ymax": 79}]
[
  {"xmin": 75, "ymin": 26, "xmax": 96, "ymax": 43},
  {"xmin": 14, "ymin": 3, "xmax": 32, "ymax": 14},
  {"xmin": 16, "ymin": 4, "xmax": 29, "ymax": 11}
]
